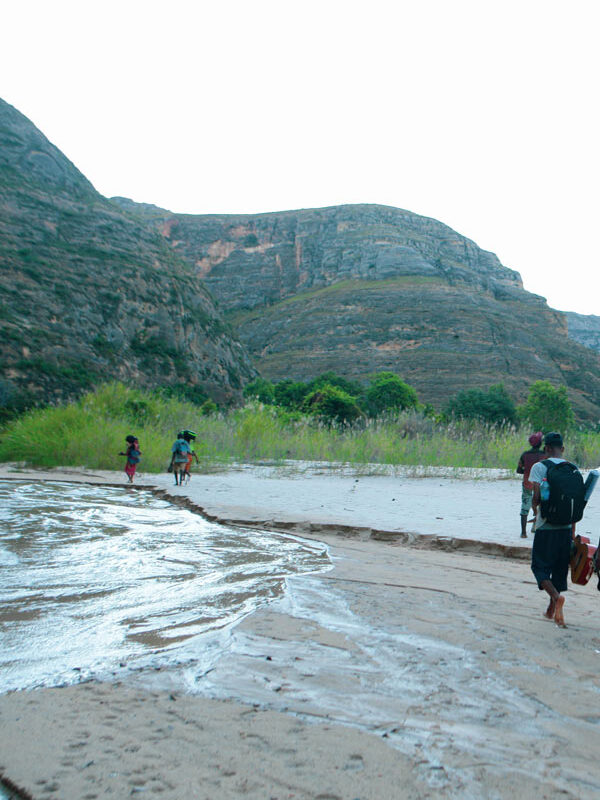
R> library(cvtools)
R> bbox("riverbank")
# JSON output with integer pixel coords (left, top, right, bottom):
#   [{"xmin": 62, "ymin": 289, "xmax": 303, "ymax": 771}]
[
  {"xmin": 2, "ymin": 460, "xmax": 600, "ymax": 552},
  {"xmin": 2, "ymin": 465, "xmax": 600, "ymax": 798}
]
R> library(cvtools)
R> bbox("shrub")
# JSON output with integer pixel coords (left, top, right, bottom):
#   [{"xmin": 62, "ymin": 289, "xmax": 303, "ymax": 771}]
[
  {"xmin": 200, "ymin": 399, "xmax": 218, "ymax": 416},
  {"xmin": 445, "ymin": 384, "xmax": 517, "ymax": 426},
  {"xmin": 308, "ymin": 371, "xmax": 363, "ymax": 398},
  {"xmin": 366, "ymin": 372, "xmax": 418, "ymax": 416},
  {"xmin": 159, "ymin": 384, "xmax": 209, "ymax": 405},
  {"xmin": 274, "ymin": 379, "xmax": 311, "ymax": 409},
  {"xmin": 243, "ymin": 378, "xmax": 275, "ymax": 404},
  {"xmin": 519, "ymin": 380, "xmax": 575, "ymax": 432},
  {"xmin": 302, "ymin": 383, "xmax": 363, "ymax": 426}
]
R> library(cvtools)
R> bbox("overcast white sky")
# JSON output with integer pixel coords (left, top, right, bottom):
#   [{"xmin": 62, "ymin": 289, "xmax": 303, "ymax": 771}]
[{"xmin": 3, "ymin": 0, "xmax": 599, "ymax": 314}]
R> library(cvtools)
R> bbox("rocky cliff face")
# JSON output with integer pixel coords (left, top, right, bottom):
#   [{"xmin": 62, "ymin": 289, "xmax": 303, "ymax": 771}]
[
  {"xmin": 121, "ymin": 203, "xmax": 600, "ymax": 420},
  {"xmin": 0, "ymin": 99, "xmax": 255, "ymax": 409},
  {"xmin": 566, "ymin": 312, "xmax": 600, "ymax": 355},
  {"xmin": 5, "ymin": 95, "xmax": 596, "ymax": 419},
  {"xmin": 143, "ymin": 204, "xmax": 525, "ymax": 310}
]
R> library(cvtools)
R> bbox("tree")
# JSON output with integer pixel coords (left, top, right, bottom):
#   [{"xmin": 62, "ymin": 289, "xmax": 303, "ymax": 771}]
[
  {"xmin": 243, "ymin": 377, "xmax": 275, "ymax": 404},
  {"xmin": 302, "ymin": 384, "xmax": 362, "ymax": 426},
  {"xmin": 309, "ymin": 371, "xmax": 363, "ymax": 398},
  {"xmin": 445, "ymin": 383, "xmax": 517, "ymax": 426},
  {"xmin": 520, "ymin": 381, "xmax": 574, "ymax": 432},
  {"xmin": 199, "ymin": 399, "xmax": 218, "ymax": 416},
  {"xmin": 273, "ymin": 379, "xmax": 311, "ymax": 410},
  {"xmin": 365, "ymin": 372, "xmax": 418, "ymax": 416}
]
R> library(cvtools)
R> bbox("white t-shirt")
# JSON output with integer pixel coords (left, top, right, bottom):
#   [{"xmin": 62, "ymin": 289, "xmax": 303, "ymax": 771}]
[{"xmin": 529, "ymin": 457, "xmax": 567, "ymax": 530}]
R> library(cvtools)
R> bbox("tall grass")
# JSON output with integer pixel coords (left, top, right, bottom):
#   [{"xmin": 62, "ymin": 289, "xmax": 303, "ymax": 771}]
[{"xmin": 1, "ymin": 383, "xmax": 599, "ymax": 472}]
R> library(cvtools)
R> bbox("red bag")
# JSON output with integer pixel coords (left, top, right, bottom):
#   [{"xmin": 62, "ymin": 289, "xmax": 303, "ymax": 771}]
[{"xmin": 571, "ymin": 535, "xmax": 597, "ymax": 586}]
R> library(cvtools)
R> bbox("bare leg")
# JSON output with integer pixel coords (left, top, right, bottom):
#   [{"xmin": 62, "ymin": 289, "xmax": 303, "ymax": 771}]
[
  {"xmin": 520, "ymin": 514, "xmax": 527, "ymax": 538},
  {"xmin": 544, "ymin": 598, "xmax": 556, "ymax": 619},
  {"xmin": 554, "ymin": 595, "xmax": 566, "ymax": 627},
  {"xmin": 540, "ymin": 579, "xmax": 566, "ymax": 627}
]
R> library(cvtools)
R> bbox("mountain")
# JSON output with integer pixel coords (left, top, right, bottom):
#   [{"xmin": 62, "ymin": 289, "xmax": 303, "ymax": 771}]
[
  {"xmin": 111, "ymin": 201, "xmax": 600, "ymax": 420},
  {"xmin": 3, "ymin": 95, "xmax": 598, "ymax": 421},
  {"xmin": 0, "ymin": 99, "xmax": 255, "ymax": 411},
  {"xmin": 566, "ymin": 312, "xmax": 600, "ymax": 356}
]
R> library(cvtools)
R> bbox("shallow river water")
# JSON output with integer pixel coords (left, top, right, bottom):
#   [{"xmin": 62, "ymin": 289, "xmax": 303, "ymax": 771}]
[{"xmin": 0, "ymin": 481, "xmax": 330, "ymax": 693}]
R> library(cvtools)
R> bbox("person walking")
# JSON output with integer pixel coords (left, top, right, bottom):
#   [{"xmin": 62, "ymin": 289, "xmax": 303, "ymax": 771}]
[
  {"xmin": 120, "ymin": 435, "xmax": 141, "ymax": 483},
  {"xmin": 516, "ymin": 431, "xmax": 546, "ymax": 538},
  {"xmin": 180, "ymin": 430, "xmax": 200, "ymax": 483},
  {"xmin": 529, "ymin": 431, "xmax": 576, "ymax": 628},
  {"xmin": 169, "ymin": 432, "xmax": 191, "ymax": 486}
]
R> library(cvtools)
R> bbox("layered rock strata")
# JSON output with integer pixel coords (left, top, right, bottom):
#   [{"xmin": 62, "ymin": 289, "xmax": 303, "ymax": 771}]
[
  {"xmin": 119, "ymin": 202, "xmax": 600, "ymax": 419},
  {"xmin": 0, "ymin": 99, "xmax": 255, "ymax": 408}
]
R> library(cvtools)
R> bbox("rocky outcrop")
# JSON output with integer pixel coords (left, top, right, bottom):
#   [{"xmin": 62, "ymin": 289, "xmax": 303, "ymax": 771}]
[
  {"xmin": 0, "ymin": 99, "xmax": 255, "ymax": 409},
  {"xmin": 566, "ymin": 312, "xmax": 600, "ymax": 355},
  {"xmin": 122, "ymin": 203, "xmax": 600, "ymax": 420},
  {"xmin": 5, "ymin": 94, "xmax": 596, "ymax": 419},
  {"xmin": 141, "ymin": 204, "xmax": 526, "ymax": 311}
]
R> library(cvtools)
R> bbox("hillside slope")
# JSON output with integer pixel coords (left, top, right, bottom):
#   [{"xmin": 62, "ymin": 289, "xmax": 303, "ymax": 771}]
[
  {"xmin": 566, "ymin": 312, "xmax": 600, "ymax": 356},
  {"xmin": 115, "ymin": 202, "xmax": 600, "ymax": 419},
  {"xmin": 0, "ymin": 99, "xmax": 255, "ymax": 410}
]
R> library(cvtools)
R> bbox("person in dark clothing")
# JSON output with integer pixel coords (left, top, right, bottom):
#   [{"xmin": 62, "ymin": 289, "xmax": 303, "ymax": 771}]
[
  {"xmin": 516, "ymin": 431, "xmax": 545, "ymax": 538},
  {"xmin": 529, "ymin": 431, "xmax": 575, "ymax": 628}
]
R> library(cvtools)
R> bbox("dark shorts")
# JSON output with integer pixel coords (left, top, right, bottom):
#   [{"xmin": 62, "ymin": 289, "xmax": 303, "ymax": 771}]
[{"xmin": 531, "ymin": 528, "xmax": 572, "ymax": 592}]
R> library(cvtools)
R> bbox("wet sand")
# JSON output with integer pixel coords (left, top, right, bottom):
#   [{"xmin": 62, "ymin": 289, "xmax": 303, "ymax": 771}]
[{"xmin": 2, "ymin": 464, "xmax": 600, "ymax": 798}]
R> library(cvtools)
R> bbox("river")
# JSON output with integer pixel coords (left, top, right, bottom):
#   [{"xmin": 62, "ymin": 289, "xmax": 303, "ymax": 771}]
[{"xmin": 0, "ymin": 480, "xmax": 330, "ymax": 694}]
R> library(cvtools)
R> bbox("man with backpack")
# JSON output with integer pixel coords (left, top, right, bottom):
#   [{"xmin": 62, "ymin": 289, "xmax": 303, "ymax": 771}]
[{"xmin": 530, "ymin": 431, "xmax": 586, "ymax": 628}]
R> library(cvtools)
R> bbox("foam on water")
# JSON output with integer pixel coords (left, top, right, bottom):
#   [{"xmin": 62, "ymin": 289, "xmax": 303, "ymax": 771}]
[{"xmin": 0, "ymin": 481, "xmax": 330, "ymax": 692}]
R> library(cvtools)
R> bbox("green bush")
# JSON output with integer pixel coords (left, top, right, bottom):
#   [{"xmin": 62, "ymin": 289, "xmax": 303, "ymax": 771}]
[
  {"xmin": 3, "ymin": 382, "xmax": 599, "ymax": 473},
  {"xmin": 159, "ymin": 384, "xmax": 209, "ymax": 405},
  {"xmin": 445, "ymin": 384, "xmax": 517, "ymax": 426},
  {"xmin": 366, "ymin": 372, "xmax": 418, "ymax": 416},
  {"xmin": 309, "ymin": 371, "xmax": 363, "ymax": 398},
  {"xmin": 274, "ymin": 379, "xmax": 311, "ymax": 409},
  {"xmin": 200, "ymin": 399, "xmax": 218, "ymax": 416},
  {"xmin": 519, "ymin": 380, "xmax": 575, "ymax": 432},
  {"xmin": 302, "ymin": 384, "xmax": 363, "ymax": 426},
  {"xmin": 243, "ymin": 377, "xmax": 275, "ymax": 404}
]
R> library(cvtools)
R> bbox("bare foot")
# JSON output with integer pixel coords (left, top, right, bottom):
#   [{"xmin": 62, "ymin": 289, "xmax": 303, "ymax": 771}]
[
  {"xmin": 544, "ymin": 599, "xmax": 556, "ymax": 620},
  {"xmin": 554, "ymin": 595, "xmax": 566, "ymax": 628}
]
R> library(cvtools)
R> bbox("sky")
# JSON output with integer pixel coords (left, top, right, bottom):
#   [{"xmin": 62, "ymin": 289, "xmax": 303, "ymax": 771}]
[{"xmin": 2, "ymin": 0, "xmax": 599, "ymax": 315}]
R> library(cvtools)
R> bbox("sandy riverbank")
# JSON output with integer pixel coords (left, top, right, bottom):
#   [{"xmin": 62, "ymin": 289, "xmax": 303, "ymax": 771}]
[
  {"xmin": 7, "ymin": 460, "xmax": 600, "ymax": 547},
  {"xmin": 2, "ymin": 465, "xmax": 600, "ymax": 799}
]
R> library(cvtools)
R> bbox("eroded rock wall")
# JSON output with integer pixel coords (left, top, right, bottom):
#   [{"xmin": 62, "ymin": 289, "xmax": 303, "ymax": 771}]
[{"xmin": 0, "ymin": 99, "xmax": 255, "ymax": 408}]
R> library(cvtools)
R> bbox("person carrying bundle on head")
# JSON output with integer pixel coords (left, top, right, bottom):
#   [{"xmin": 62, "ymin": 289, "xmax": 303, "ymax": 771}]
[
  {"xmin": 180, "ymin": 429, "xmax": 199, "ymax": 483},
  {"xmin": 169, "ymin": 431, "xmax": 191, "ymax": 486},
  {"xmin": 120, "ymin": 435, "xmax": 141, "ymax": 484}
]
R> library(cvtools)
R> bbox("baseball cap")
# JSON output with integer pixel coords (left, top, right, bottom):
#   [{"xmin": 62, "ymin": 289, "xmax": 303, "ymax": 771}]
[{"xmin": 544, "ymin": 432, "xmax": 563, "ymax": 448}]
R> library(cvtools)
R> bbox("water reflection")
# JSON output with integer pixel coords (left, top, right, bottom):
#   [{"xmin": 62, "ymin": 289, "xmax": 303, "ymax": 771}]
[{"xmin": 0, "ymin": 481, "xmax": 330, "ymax": 692}]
